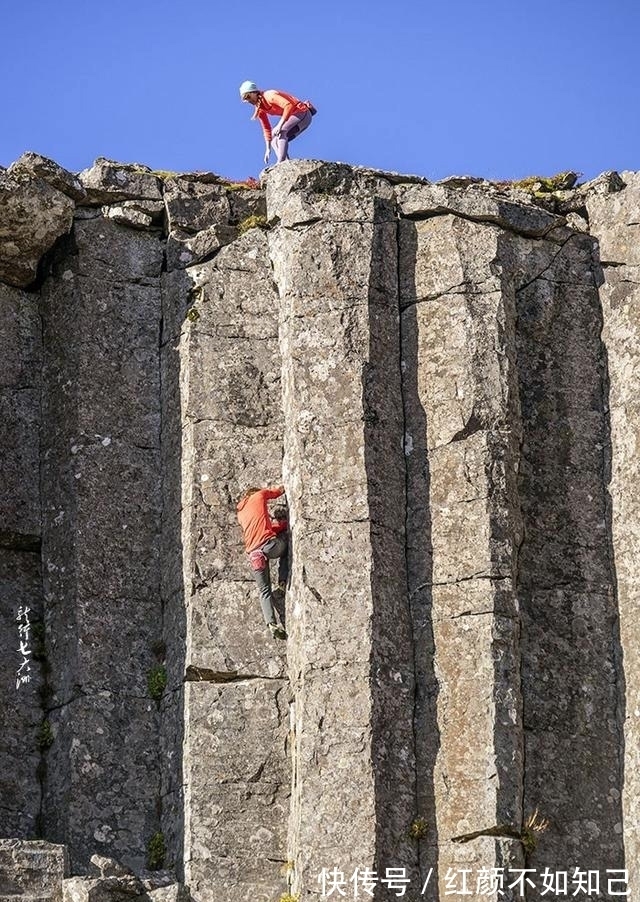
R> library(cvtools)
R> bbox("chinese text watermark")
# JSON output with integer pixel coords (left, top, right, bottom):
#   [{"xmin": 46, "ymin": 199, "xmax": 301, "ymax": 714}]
[{"xmin": 317, "ymin": 867, "xmax": 629, "ymax": 898}]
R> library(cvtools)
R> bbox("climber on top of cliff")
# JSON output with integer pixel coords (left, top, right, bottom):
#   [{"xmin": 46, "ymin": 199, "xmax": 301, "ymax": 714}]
[
  {"xmin": 239, "ymin": 81, "xmax": 316, "ymax": 166},
  {"xmin": 237, "ymin": 485, "xmax": 289, "ymax": 640}
]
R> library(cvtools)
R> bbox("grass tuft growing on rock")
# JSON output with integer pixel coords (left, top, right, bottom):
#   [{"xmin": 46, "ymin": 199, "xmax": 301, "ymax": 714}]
[
  {"xmin": 521, "ymin": 808, "xmax": 550, "ymax": 854},
  {"xmin": 37, "ymin": 720, "xmax": 54, "ymax": 750},
  {"xmin": 238, "ymin": 214, "xmax": 268, "ymax": 235},
  {"xmin": 408, "ymin": 816, "xmax": 429, "ymax": 840},
  {"xmin": 147, "ymin": 665, "xmax": 167, "ymax": 701},
  {"xmin": 501, "ymin": 171, "xmax": 580, "ymax": 195},
  {"xmin": 147, "ymin": 831, "xmax": 166, "ymax": 870}
]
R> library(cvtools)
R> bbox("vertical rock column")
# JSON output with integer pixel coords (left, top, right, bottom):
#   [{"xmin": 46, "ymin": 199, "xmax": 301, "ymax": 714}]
[
  {"xmin": 267, "ymin": 162, "xmax": 418, "ymax": 898},
  {"xmin": 39, "ymin": 211, "xmax": 165, "ymax": 872},
  {"xmin": 0, "ymin": 283, "xmax": 44, "ymax": 838},
  {"xmin": 587, "ymin": 172, "xmax": 640, "ymax": 889},
  {"xmin": 161, "ymin": 177, "xmax": 289, "ymax": 902},
  {"xmin": 396, "ymin": 192, "xmax": 525, "ymax": 887},
  {"xmin": 512, "ymin": 222, "xmax": 625, "ymax": 881}
]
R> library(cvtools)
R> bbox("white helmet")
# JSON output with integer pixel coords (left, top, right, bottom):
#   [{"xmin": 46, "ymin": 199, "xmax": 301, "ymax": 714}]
[{"xmin": 239, "ymin": 80, "xmax": 259, "ymax": 97}]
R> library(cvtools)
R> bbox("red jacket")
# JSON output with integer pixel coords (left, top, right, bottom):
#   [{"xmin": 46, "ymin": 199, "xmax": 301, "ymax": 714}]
[
  {"xmin": 237, "ymin": 486, "xmax": 286, "ymax": 553},
  {"xmin": 254, "ymin": 89, "xmax": 311, "ymax": 142}
]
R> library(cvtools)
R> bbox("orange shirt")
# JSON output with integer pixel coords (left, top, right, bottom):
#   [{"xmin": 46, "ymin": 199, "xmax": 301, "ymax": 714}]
[
  {"xmin": 237, "ymin": 486, "xmax": 285, "ymax": 553},
  {"xmin": 255, "ymin": 90, "xmax": 309, "ymax": 141}
]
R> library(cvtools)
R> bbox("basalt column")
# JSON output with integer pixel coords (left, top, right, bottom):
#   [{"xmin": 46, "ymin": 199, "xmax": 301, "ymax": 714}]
[
  {"xmin": 39, "ymin": 210, "xmax": 165, "ymax": 871},
  {"xmin": 511, "ymin": 221, "xmax": 625, "ymax": 887},
  {"xmin": 161, "ymin": 176, "xmax": 289, "ymax": 902},
  {"xmin": 267, "ymin": 162, "xmax": 418, "ymax": 899},
  {"xmin": 0, "ymin": 283, "xmax": 44, "ymax": 839},
  {"xmin": 587, "ymin": 172, "xmax": 640, "ymax": 891},
  {"xmin": 396, "ymin": 189, "xmax": 526, "ymax": 890}
]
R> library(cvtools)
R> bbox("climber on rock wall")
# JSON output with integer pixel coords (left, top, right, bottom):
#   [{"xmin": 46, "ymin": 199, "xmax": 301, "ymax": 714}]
[
  {"xmin": 236, "ymin": 485, "xmax": 289, "ymax": 640},
  {"xmin": 239, "ymin": 80, "xmax": 316, "ymax": 166}
]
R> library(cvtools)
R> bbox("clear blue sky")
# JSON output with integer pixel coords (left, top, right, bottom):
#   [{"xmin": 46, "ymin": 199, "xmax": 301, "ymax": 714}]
[{"xmin": 2, "ymin": 0, "xmax": 638, "ymax": 183}]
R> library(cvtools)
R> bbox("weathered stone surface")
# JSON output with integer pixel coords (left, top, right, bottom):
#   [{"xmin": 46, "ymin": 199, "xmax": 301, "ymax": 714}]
[
  {"xmin": 162, "ymin": 178, "xmax": 230, "ymax": 234},
  {"xmin": 78, "ymin": 160, "xmax": 161, "ymax": 205},
  {"xmin": 586, "ymin": 177, "xmax": 640, "ymax": 892},
  {"xmin": 62, "ymin": 875, "xmax": 144, "ymax": 902},
  {"xmin": 0, "ymin": 841, "xmax": 67, "ymax": 901},
  {"xmin": 146, "ymin": 886, "xmax": 189, "ymax": 902},
  {"xmin": 0, "ymin": 551, "xmax": 44, "ymax": 838},
  {"xmin": 265, "ymin": 158, "xmax": 395, "ymax": 228},
  {"xmin": 88, "ymin": 858, "xmax": 133, "ymax": 879},
  {"xmin": 165, "ymin": 223, "xmax": 236, "ymax": 271},
  {"xmin": 0, "ymin": 283, "xmax": 41, "ymax": 541},
  {"xmin": 3, "ymin": 158, "xmax": 640, "ymax": 897},
  {"xmin": 102, "ymin": 201, "xmax": 164, "ymax": 230},
  {"xmin": 396, "ymin": 180, "xmax": 565, "ymax": 236},
  {"xmin": 268, "ymin": 162, "xmax": 418, "ymax": 897},
  {"xmin": 9, "ymin": 152, "xmax": 86, "ymax": 202},
  {"xmin": 165, "ymin": 230, "xmax": 286, "ymax": 674},
  {"xmin": 588, "ymin": 171, "xmax": 640, "ymax": 265},
  {"xmin": 43, "ymin": 695, "xmax": 160, "ymax": 874},
  {"xmin": 512, "ymin": 229, "xmax": 624, "ymax": 882},
  {"xmin": 183, "ymin": 681, "xmax": 289, "ymax": 901},
  {"xmin": 400, "ymin": 214, "xmax": 524, "ymax": 893},
  {"xmin": 39, "ymin": 216, "xmax": 164, "ymax": 872},
  {"xmin": 0, "ymin": 170, "xmax": 74, "ymax": 287},
  {"xmin": 162, "ymin": 179, "xmax": 265, "ymax": 270},
  {"xmin": 161, "ymin": 224, "xmax": 289, "ymax": 900}
]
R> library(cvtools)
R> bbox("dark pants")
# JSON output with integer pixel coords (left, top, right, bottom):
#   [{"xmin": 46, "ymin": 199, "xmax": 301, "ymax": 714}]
[{"xmin": 253, "ymin": 535, "xmax": 289, "ymax": 625}]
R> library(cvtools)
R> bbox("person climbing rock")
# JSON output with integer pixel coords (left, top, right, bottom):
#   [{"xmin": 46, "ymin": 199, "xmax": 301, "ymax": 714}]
[
  {"xmin": 239, "ymin": 80, "xmax": 316, "ymax": 166},
  {"xmin": 237, "ymin": 485, "xmax": 289, "ymax": 640}
]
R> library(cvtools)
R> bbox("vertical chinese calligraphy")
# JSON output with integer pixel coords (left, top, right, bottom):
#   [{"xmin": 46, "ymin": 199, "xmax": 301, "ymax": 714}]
[{"xmin": 16, "ymin": 605, "xmax": 33, "ymax": 689}]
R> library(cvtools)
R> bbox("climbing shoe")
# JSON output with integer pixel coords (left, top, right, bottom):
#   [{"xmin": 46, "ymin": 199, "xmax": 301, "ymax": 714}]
[{"xmin": 269, "ymin": 623, "xmax": 288, "ymax": 641}]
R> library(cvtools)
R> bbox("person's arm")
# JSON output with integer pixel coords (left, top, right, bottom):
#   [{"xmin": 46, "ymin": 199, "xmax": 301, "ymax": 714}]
[
  {"xmin": 262, "ymin": 485, "xmax": 284, "ymax": 500},
  {"xmin": 271, "ymin": 518, "xmax": 288, "ymax": 534},
  {"xmin": 257, "ymin": 109, "xmax": 272, "ymax": 162}
]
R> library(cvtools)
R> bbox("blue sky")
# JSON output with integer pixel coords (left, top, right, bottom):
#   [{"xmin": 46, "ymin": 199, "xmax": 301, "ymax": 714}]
[{"xmin": 2, "ymin": 0, "xmax": 638, "ymax": 183}]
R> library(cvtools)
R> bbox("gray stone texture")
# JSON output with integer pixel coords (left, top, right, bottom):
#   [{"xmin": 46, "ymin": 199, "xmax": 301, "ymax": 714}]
[
  {"xmin": 512, "ymin": 229, "xmax": 624, "ymax": 883},
  {"xmin": 400, "ymin": 214, "xmax": 524, "ymax": 893},
  {"xmin": 267, "ymin": 161, "xmax": 418, "ymax": 898},
  {"xmin": 162, "ymin": 176, "xmax": 265, "ymax": 270},
  {"xmin": 0, "ymin": 169, "xmax": 74, "ymax": 288},
  {"xmin": 587, "ymin": 172, "xmax": 640, "ymax": 893},
  {"xmin": 0, "ymin": 840, "xmax": 67, "ymax": 901},
  {"xmin": 8, "ymin": 153, "xmax": 86, "ymax": 203},
  {"xmin": 0, "ymin": 283, "xmax": 41, "ymax": 542},
  {"xmin": 0, "ymin": 279, "xmax": 44, "ymax": 840},
  {"xmin": 2, "ymin": 157, "xmax": 640, "ymax": 899},
  {"xmin": 161, "ymin": 223, "xmax": 289, "ymax": 899},
  {"xmin": 0, "ymin": 551, "xmax": 44, "ymax": 839},
  {"xmin": 38, "ymin": 217, "xmax": 164, "ymax": 873},
  {"xmin": 77, "ymin": 160, "xmax": 161, "ymax": 206}
]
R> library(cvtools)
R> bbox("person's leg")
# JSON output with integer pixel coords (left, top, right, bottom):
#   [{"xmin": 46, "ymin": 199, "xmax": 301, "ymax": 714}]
[
  {"xmin": 263, "ymin": 534, "xmax": 288, "ymax": 589},
  {"xmin": 253, "ymin": 560, "xmax": 277, "ymax": 625},
  {"xmin": 271, "ymin": 110, "xmax": 312, "ymax": 163}
]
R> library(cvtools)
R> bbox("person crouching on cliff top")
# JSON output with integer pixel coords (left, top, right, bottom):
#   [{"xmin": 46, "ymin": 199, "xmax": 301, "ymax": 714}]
[
  {"xmin": 239, "ymin": 80, "xmax": 316, "ymax": 166},
  {"xmin": 237, "ymin": 485, "xmax": 289, "ymax": 640}
]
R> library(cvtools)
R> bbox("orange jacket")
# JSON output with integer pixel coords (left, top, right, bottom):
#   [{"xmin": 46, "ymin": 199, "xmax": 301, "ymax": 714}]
[
  {"xmin": 237, "ymin": 486, "xmax": 286, "ymax": 553},
  {"xmin": 254, "ymin": 89, "xmax": 310, "ymax": 141}
]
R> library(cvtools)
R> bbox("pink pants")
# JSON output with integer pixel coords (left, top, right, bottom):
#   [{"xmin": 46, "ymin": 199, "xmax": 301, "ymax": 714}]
[{"xmin": 271, "ymin": 109, "xmax": 313, "ymax": 163}]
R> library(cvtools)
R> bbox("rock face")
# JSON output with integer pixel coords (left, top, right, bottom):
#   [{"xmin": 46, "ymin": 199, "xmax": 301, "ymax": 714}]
[
  {"xmin": 0, "ymin": 155, "xmax": 639, "ymax": 900},
  {"xmin": 0, "ymin": 840, "xmax": 67, "ymax": 901},
  {"xmin": 0, "ymin": 167, "xmax": 75, "ymax": 287}
]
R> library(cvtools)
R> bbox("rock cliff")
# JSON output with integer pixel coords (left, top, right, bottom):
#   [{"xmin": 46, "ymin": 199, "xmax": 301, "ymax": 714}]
[{"xmin": 0, "ymin": 154, "xmax": 639, "ymax": 901}]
